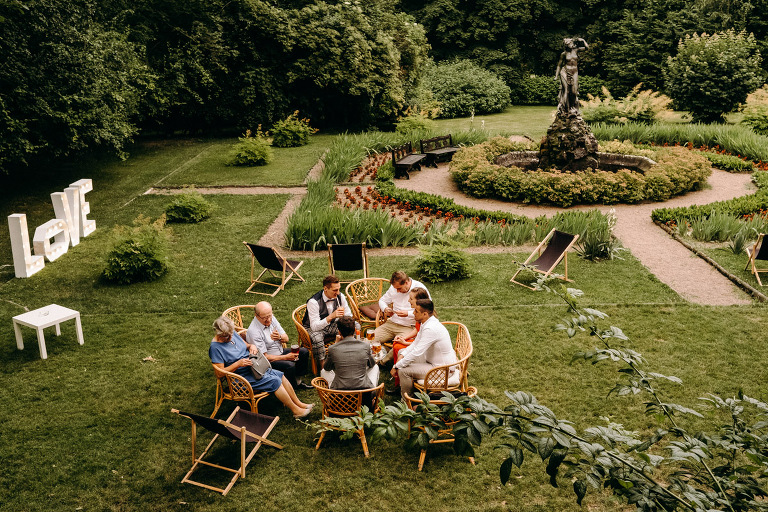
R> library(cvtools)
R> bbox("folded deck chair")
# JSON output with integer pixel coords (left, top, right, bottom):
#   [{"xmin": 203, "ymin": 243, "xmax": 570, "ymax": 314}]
[
  {"xmin": 171, "ymin": 407, "xmax": 283, "ymax": 495},
  {"xmin": 745, "ymin": 233, "xmax": 768, "ymax": 286},
  {"xmin": 511, "ymin": 228, "xmax": 579, "ymax": 290},
  {"xmin": 328, "ymin": 243, "xmax": 369, "ymax": 285},
  {"xmin": 243, "ymin": 242, "xmax": 304, "ymax": 296}
]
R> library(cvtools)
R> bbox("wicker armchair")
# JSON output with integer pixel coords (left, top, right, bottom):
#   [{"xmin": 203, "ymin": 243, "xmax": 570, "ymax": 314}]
[
  {"xmin": 345, "ymin": 278, "xmax": 388, "ymax": 336},
  {"xmin": 413, "ymin": 321, "xmax": 473, "ymax": 395},
  {"xmin": 221, "ymin": 305, "xmax": 256, "ymax": 338},
  {"xmin": 311, "ymin": 377, "xmax": 385, "ymax": 457},
  {"xmin": 211, "ymin": 364, "xmax": 270, "ymax": 419},
  {"xmin": 403, "ymin": 386, "xmax": 478, "ymax": 471},
  {"xmin": 292, "ymin": 304, "xmax": 335, "ymax": 374}
]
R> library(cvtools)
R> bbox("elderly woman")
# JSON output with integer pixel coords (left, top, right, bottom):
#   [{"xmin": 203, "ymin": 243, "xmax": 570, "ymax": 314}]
[{"xmin": 209, "ymin": 316, "xmax": 313, "ymax": 419}]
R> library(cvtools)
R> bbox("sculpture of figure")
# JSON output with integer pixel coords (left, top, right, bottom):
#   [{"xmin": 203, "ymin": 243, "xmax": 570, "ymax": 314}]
[{"xmin": 556, "ymin": 38, "xmax": 589, "ymax": 113}]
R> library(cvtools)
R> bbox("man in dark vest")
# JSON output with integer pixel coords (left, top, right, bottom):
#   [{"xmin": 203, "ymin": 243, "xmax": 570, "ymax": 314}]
[{"xmin": 304, "ymin": 275, "xmax": 354, "ymax": 370}]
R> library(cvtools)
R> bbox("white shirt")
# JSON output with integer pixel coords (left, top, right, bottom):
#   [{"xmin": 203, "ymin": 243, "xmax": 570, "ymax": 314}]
[
  {"xmin": 394, "ymin": 315, "xmax": 457, "ymax": 369},
  {"xmin": 246, "ymin": 316, "xmax": 287, "ymax": 355},
  {"xmin": 377, "ymin": 278, "xmax": 430, "ymax": 327},
  {"xmin": 307, "ymin": 291, "xmax": 352, "ymax": 332}
]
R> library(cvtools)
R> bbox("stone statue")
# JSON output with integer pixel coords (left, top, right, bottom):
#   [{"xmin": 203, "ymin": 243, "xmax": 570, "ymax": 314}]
[{"xmin": 555, "ymin": 37, "xmax": 589, "ymax": 113}]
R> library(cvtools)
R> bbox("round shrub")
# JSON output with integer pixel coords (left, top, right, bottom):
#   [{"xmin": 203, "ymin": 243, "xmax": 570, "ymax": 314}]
[
  {"xmin": 450, "ymin": 137, "xmax": 711, "ymax": 207},
  {"xmin": 230, "ymin": 129, "xmax": 273, "ymax": 166},
  {"xmin": 414, "ymin": 245, "xmax": 472, "ymax": 283},
  {"xmin": 271, "ymin": 111, "xmax": 317, "ymax": 148},
  {"xmin": 395, "ymin": 113, "xmax": 435, "ymax": 134},
  {"xmin": 165, "ymin": 191, "xmax": 214, "ymax": 223},
  {"xmin": 423, "ymin": 60, "xmax": 510, "ymax": 118},
  {"xmin": 103, "ymin": 215, "xmax": 170, "ymax": 284}
]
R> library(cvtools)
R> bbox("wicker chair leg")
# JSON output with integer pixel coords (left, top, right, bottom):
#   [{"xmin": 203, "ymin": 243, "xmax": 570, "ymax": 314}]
[
  {"xmin": 359, "ymin": 430, "xmax": 370, "ymax": 458},
  {"xmin": 315, "ymin": 431, "xmax": 326, "ymax": 451},
  {"xmin": 418, "ymin": 449, "xmax": 427, "ymax": 471},
  {"xmin": 210, "ymin": 398, "xmax": 222, "ymax": 419}
]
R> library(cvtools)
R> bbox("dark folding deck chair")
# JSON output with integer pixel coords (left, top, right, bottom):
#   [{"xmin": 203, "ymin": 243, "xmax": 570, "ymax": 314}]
[
  {"xmin": 328, "ymin": 243, "xmax": 369, "ymax": 285},
  {"xmin": 745, "ymin": 233, "xmax": 768, "ymax": 286},
  {"xmin": 243, "ymin": 242, "xmax": 305, "ymax": 296},
  {"xmin": 171, "ymin": 407, "xmax": 283, "ymax": 496},
  {"xmin": 510, "ymin": 228, "xmax": 580, "ymax": 290}
]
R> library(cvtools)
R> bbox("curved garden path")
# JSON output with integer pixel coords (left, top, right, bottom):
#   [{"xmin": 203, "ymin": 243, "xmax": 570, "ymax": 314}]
[{"xmin": 398, "ymin": 163, "xmax": 756, "ymax": 306}]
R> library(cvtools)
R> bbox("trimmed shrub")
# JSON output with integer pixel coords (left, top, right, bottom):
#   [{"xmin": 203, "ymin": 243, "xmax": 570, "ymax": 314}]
[
  {"xmin": 741, "ymin": 85, "xmax": 768, "ymax": 136},
  {"xmin": 395, "ymin": 113, "xmax": 435, "ymax": 134},
  {"xmin": 581, "ymin": 85, "xmax": 673, "ymax": 125},
  {"xmin": 450, "ymin": 137, "xmax": 710, "ymax": 207},
  {"xmin": 414, "ymin": 245, "xmax": 472, "ymax": 283},
  {"xmin": 423, "ymin": 60, "xmax": 510, "ymax": 118},
  {"xmin": 229, "ymin": 129, "xmax": 273, "ymax": 166},
  {"xmin": 271, "ymin": 111, "xmax": 317, "ymax": 148},
  {"xmin": 509, "ymin": 74, "xmax": 607, "ymax": 106},
  {"xmin": 103, "ymin": 215, "xmax": 170, "ymax": 284},
  {"xmin": 164, "ymin": 190, "xmax": 215, "ymax": 223},
  {"xmin": 704, "ymin": 152, "xmax": 756, "ymax": 173}
]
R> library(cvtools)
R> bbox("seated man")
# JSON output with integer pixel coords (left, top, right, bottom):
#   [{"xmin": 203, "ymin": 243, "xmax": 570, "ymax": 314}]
[
  {"xmin": 246, "ymin": 301, "xmax": 312, "ymax": 389},
  {"xmin": 375, "ymin": 271, "xmax": 430, "ymax": 348},
  {"xmin": 321, "ymin": 317, "xmax": 380, "ymax": 409},
  {"xmin": 304, "ymin": 274, "xmax": 353, "ymax": 369},
  {"xmin": 391, "ymin": 299, "xmax": 457, "ymax": 398}
]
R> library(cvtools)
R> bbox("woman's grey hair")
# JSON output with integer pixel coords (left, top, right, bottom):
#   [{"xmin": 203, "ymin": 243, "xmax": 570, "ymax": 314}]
[{"xmin": 212, "ymin": 316, "xmax": 235, "ymax": 336}]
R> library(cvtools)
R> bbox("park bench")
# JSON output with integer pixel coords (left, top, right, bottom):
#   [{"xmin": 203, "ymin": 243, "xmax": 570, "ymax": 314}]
[
  {"xmin": 419, "ymin": 134, "xmax": 459, "ymax": 167},
  {"xmin": 391, "ymin": 142, "xmax": 426, "ymax": 179}
]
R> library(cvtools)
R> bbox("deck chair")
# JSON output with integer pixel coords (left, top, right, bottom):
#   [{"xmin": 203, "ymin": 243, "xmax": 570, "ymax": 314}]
[
  {"xmin": 243, "ymin": 242, "xmax": 305, "ymax": 296},
  {"xmin": 745, "ymin": 233, "xmax": 768, "ymax": 285},
  {"xmin": 510, "ymin": 228, "xmax": 579, "ymax": 290},
  {"xmin": 328, "ymin": 243, "xmax": 369, "ymax": 285},
  {"xmin": 171, "ymin": 406, "xmax": 283, "ymax": 495},
  {"xmin": 312, "ymin": 377, "xmax": 384, "ymax": 457}
]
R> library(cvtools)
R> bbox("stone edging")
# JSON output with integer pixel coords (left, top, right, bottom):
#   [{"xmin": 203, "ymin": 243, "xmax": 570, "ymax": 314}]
[{"xmin": 656, "ymin": 221, "xmax": 768, "ymax": 303}]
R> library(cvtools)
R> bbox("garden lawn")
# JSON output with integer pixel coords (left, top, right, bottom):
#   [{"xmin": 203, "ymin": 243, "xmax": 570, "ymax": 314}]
[
  {"xmin": 432, "ymin": 106, "xmax": 555, "ymax": 141},
  {"xmin": 698, "ymin": 244, "xmax": 766, "ymax": 289}
]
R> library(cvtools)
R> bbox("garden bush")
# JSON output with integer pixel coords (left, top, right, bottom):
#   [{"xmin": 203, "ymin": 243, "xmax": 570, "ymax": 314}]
[
  {"xmin": 102, "ymin": 215, "xmax": 170, "ymax": 284},
  {"xmin": 703, "ymin": 151, "xmax": 756, "ymax": 172},
  {"xmin": 509, "ymin": 74, "xmax": 606, "ymax": 106},
  {"xmin": 450, "ymin": 137, "xmax": 710, "ymax": 207},
  {"xmin": 229, "ymin": 129, "xmax": 273, "ymax": 166},
  {"xmin": 270, "ymin": 111, "xmax": 317, "ymax": 148},
  {"xmin": 395, "ymin": 112, "xmax": 435, "ymax": 134},
  {"xmin": 581, "ymin": 85, "xmax": 672, "ymax": 125},
  {"xmin": 423, "ymin": 60, "xmax": 510, "ymax": 118},
  {"xmin": 164, "ymin": 190, "xmax": 214, "ymax": 223},
  {"xmin": 741, "ymin": 85, "xmax": 768, "ymax": 136},
  {"xmin": 664, "ymin": 30, "xmax": 763, "ymax": 123},
  {"xmin": 413, "ymin": 245, "xmax": 473, "ymax": 283}
]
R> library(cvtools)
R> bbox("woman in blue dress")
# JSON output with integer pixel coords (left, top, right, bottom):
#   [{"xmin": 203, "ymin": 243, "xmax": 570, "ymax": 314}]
[{"xmin": 210, "ymin": 316, "xmax": 313, "ymax": 418}]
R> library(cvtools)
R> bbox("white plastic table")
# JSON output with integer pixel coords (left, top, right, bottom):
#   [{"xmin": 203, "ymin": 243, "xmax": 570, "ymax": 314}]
[{"xmin": 12, "ymin": 304, "xmax": 84, "ymax": 359}]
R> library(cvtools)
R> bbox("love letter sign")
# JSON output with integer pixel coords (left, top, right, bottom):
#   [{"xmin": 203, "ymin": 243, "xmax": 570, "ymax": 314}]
[{"xmin": 8, "ymin": 179, "xmax": 95, "ymax": 278}]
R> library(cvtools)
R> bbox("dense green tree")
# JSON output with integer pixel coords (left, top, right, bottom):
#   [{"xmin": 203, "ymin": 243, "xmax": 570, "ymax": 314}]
[
  {"xmin": 0, "ymin": 0, "xmax": 152, "ymax": 173},
  {"xmin": 664, "ymin": 29, "xmax": 763, "ymax": 123},
  {"xmin": 423, "ymin": 60, "xmax": 511, "ymax": 117}
]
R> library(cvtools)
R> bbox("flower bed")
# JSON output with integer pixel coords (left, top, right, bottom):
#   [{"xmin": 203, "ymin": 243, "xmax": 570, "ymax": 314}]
[{"xmin": 449, "ymin": 137, "xmax": 711, "ymax": 207}]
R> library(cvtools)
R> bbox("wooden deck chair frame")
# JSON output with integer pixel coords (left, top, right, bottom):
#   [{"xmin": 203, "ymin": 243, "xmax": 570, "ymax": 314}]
[
  {"xmin": 171, "ymin": 406, "xmax": 283, "ymax": 495},
  {"xmin": 328, "ymin": 242, "xmax": 369, "ymax": 286},
  {"xmin": 745, "ymin": 233, "xmax": 768, "ymax": 286},
  {"xmin": 510, "ymin": 228, "xmax": 580, "ymax": 290},
  {"xmin": 413, "ymin": 322, "xmax": 472, "ymax": 395},
  {"xmin": 311, "ymin": 377, "xmax": 384, "ymax": 457},
  {"xmin": 243, "ymin": 242, "xmax": 305, "ymax": 297},
  {"xmin": 403, "ymin": 388, "xmax": 478, "ymax": 471},
  {"xmin": 211, "ymin": 364, "xmax": 270, "ymax": 419}
]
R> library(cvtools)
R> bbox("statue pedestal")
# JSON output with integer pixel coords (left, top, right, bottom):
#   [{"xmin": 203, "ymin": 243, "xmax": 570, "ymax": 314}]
[{"xmin": 538, "ymin": 109, "xmax": 599, "ymax": 171}]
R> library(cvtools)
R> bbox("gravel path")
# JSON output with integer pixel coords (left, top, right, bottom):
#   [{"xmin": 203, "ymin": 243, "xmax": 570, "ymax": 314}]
[{"xmin": 398, "ymin": 164, "xmax": 756, "ymax": 305}]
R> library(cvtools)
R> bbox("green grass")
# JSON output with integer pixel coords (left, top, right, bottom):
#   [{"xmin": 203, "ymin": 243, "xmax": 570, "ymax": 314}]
[
  {"xmin": 433, "ymin": 106, "xmax": 556, "ymax": 141},
  {"xmin": 2, "ymin": 119, "xmax": 768, "ymax": 512},
  {"xmin": 697, "ymin": 245, "xmax": 765, "ymax": 290}
]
